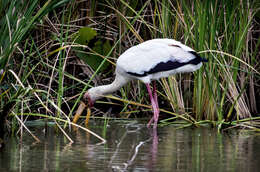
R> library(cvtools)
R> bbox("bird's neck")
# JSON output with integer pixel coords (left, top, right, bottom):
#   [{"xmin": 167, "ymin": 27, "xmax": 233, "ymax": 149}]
[
  {"xmin": 102, "ymin": 74, "xmax": 129, "ymax": 94},
  {"xmin": 89, "ymin": 73, "xmax": 130, "ymax": 101}
]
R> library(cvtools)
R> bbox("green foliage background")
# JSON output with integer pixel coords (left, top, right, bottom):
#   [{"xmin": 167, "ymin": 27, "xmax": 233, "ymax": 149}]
[{"xmin": 0, "ymin": 0, "xmax": 259, "ymax": 132}]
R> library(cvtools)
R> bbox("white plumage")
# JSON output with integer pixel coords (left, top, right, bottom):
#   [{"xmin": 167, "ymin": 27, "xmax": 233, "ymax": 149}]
[
  {"xmin": 84, "ymin": 38, "xmax": 207, "ymax": 128},
  {"xmin": 118, "ymin": 39, "xmax": 194, "ymax": 72}
]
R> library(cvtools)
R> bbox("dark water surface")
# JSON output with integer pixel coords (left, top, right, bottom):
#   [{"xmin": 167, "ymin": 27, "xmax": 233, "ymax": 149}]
[{"xmin": 1, "ymin": 120, "xmax": 260, "ymax": 172}]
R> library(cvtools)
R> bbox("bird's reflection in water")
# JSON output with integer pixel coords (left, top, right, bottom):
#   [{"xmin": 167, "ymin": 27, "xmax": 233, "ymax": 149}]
[
  {"xmin": 109, "ymin": 122, "xmax": 159, "ymax": 171},
  {"xmin": 148, "ymin": 127, "xmax": 158, "ymax": 170}
]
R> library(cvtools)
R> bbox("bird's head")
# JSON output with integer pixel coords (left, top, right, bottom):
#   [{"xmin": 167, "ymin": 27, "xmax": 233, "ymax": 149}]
[
  {"xmin": 83, "ymin": 92, "xmax": 94, "ymax": 108},
  {"xmin": 83, "ymin": 87, "xmax": 103, "ymax": 107}
]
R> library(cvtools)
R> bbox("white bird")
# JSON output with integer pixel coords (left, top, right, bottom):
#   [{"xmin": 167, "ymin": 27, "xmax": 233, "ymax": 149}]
[{"xmin": 83, "ymin": 38, "xmax": 208, "ymax": 128}]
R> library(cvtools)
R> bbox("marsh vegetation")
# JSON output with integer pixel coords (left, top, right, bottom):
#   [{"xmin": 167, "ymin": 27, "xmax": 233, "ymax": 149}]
[{"xmin": 0, "ymin": 0, "xmax": 259, "ymax": 141}]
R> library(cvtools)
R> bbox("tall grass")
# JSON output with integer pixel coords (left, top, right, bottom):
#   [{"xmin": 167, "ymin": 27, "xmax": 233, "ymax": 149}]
[
  {"xmin": 180, "ymin": 0, "xmax": 259, "ymax": 123},
  {"xmin": 0, "ymin": 0, "xmax": 259, "ymax": 138},
  {"xmin": 109, "ymin": 0, "xmax": 260, "ymax": 127}
]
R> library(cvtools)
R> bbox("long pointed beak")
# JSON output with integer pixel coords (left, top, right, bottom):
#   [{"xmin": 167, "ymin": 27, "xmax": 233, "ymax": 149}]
[
  {"xmin": 85, "ymin": 107, "xmax": 91, "ymax": 126},
  {"xmin": 72, "ymin": 101, "xmax": 86, "ymax": 124},
  {"xmin": 72, "ymin": 101, "xmax": 92, "ymax": 126},
  {"xmin": 73, "ymin": 92, "xmax": 94, "ymax": 125}
]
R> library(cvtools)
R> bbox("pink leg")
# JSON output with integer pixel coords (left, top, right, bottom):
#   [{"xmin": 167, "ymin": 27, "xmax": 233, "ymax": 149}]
[
  {"xmin": 153, "ymin": 81, "xmax": 159, "ymax": 114},
  {"xmin": 146, "ymin": 83, "xmax": 159, "ymax": 128},
  {"xmin": 147, "ymin": 81, "xmax": 160, "ymax": 127}
]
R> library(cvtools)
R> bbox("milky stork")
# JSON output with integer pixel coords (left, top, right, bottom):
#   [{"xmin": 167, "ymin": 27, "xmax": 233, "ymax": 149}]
[{"xmin": 74, "ymin": 38, "xmax": 208, "ymax": 128}]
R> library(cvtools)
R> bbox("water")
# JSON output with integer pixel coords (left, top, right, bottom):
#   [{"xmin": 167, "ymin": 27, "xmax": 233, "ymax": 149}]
[{"xmin": 1, "ymin": 120, "xmax": 260, "ymax": 172}]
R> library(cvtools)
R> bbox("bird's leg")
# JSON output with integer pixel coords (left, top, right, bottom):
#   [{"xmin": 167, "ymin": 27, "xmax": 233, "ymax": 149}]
[
  {"xmin": 146, "ymin": 83, "xmax": 159, "ymax": 128},
  {"xmin": 152, "ymin": 81, "xmax": 159, "ymax": 114},
  {"xmin": 147, "ymin": 81, "xmax": 160, "ymax": 127},
  {"xmin": 147, "ymin": 81, "xmax": 160, "ymax": 126}
]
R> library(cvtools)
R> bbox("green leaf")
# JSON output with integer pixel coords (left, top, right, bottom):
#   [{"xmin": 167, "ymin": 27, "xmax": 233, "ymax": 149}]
[
  {"xmin": 75, "ymin": 27, "xmax": 97, "ymax": 45},
  {"xmin": 75, "ymin": 39, "xmax": 111, "ymax": 73}
]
